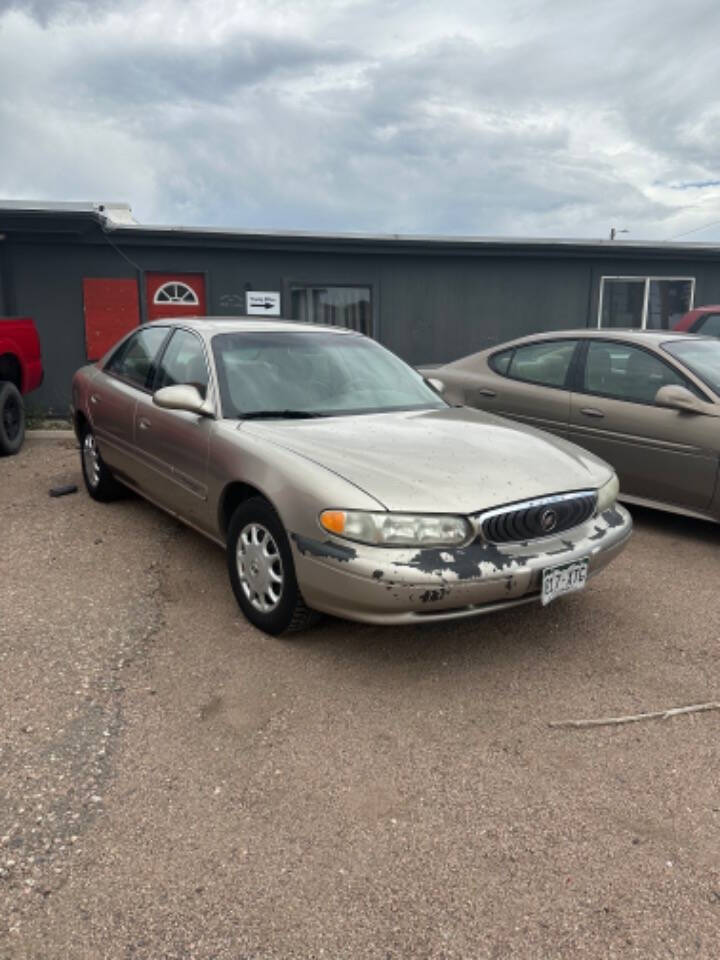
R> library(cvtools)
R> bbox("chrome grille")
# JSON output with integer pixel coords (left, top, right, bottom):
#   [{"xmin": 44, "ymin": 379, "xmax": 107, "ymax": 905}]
[{"xmin": 477, "ymin": 491, "xmax": 597, "ymax": 544}]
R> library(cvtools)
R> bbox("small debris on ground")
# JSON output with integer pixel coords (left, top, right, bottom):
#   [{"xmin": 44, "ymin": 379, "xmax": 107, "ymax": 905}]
[{"xmin": 48, "ymin": 483, "xmax": 78, "ymax": 498}]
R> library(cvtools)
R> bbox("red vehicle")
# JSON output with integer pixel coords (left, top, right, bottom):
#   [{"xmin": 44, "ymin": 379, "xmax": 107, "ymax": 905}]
[
  {"xmin": 674, "ymin": 305, "xmax": 720, "ymax": 337},
  {"xmin": 0, "ymin": 317, "xmax": 43, "ymax": 454}
]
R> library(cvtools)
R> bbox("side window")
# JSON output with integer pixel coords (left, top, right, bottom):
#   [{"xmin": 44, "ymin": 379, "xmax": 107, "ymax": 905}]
[
  {"xmin": 584, "ymin": 341, "xmax": 687, "ymax": 404},
  {"xmin": 489, "ymin": 348, "xmax": 513, "ymax": 375},
  {"xmin": 696, "ymin": 313, "xmax": 720, "ymax": 337},
  {"xmin": 507, "ymin": 340, "xmax": 577, "ymax": 388},
  {"xmin": 105, "ymin": 327, "xmax": 168, "ymax": 389},
  {"xmin": 154, "ymin": 329, "xmax": 209, "ymax": 399}
]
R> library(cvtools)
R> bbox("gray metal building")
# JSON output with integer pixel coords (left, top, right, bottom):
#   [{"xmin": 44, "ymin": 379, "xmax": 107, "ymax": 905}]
[{"xmin": 2, "ymin": 200, "xmax": 720, "ymax": 414}]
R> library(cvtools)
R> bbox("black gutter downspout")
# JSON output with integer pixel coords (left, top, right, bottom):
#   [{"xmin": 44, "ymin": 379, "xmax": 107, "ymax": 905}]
[{"xmin": 0, "ymin": 235, "xmax": 17, "ymax": 315}]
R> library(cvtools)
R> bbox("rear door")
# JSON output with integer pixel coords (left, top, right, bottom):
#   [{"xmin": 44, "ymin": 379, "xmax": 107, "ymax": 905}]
[
  {"xmin": 568, "ymin": 339, "xmax": 718, "ymax": 511},
  {"xmin": 465, "ymin": 339, "xmax": 580, "ymax": 439},
  {"xmin": 133, "ymin": 327, "xmax": 214, "ymax": 528},
  {"xmin": 89, "ymin": 325, "xmax": 170, "ymax": 480}
]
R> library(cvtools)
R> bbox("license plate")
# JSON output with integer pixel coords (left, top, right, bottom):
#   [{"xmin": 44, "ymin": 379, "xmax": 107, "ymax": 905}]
[{"xmin": 541, "ymin": 558, "xmax": 589, "ymax": 606}]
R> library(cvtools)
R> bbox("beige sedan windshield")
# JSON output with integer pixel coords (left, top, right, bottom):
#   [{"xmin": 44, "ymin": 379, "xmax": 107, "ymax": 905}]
[
  {"xmin": 662, "ymin": 340, "xmax": 720, "ymax": 396},
  {"xmin": 212, "ymin": 331, "xmax": 446, "ymax": 418}
]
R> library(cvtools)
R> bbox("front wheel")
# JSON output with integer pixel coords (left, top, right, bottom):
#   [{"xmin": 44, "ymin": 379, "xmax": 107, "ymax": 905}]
[
  {"xmin": 0, "ymin": 381, "xmax": 25, "ymax": 455},
  {"xmin": 80, "ymin": 426, "xmax": 125, "ymax": 501},
  {"xmin": 226, "ymin": 497, "xmax": 320, "ymax": 635}
]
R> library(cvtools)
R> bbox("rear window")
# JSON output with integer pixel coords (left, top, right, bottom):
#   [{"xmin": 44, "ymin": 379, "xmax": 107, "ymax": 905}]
[
  {"xmin": 489, "ymin": 348, "xmax": 513, "ymax": 375},
  {"xmin": 105, "ymin": 326, "xmax": 168, "ymax": 390},
  {"xmin": 505, "ymin": 340, "xmax": 578, "ymax": 388}
]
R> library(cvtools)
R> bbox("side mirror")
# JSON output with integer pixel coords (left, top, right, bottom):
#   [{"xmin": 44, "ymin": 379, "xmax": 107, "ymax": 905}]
[
  {"xmin": 425, "ymin": 377, "xmax": 446, "ymax": 394},
  {"xmin": 654, "ymin": 384, "xmax": 716, "ymax": 416},
  {"xmin": 153, "ymin": 384, "xmax": 214, "ymax": 416}
]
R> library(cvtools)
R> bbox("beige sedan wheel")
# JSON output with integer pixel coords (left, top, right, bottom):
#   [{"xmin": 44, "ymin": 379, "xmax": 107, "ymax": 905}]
[{"xmin": 226, "ymin": 497, "xmax": 319, "ymax": 635}]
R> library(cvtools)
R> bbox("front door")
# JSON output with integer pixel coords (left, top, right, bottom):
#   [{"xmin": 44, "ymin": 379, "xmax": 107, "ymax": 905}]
[
  {"xmin": 146, "ymin": 273, "xmax": 206, "ymax": 322},
  {"xmin": 568, "ymin": 339, "xmax": 718, "ymax": 511},
  {"xmin": 134, "ymin": 327, "xmax": 213, "ymax": 528}
]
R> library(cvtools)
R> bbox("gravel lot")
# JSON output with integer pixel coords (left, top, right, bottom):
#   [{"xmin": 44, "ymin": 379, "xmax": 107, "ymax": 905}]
[{"xmin": 2, "ymin": 433, "xmax": 720, "ymax": 960}]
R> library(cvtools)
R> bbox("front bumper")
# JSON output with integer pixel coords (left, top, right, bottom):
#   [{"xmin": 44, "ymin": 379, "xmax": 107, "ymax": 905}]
[{"xmin": 291, "ymin": 504, "xmax": 632, "ymax": 625}]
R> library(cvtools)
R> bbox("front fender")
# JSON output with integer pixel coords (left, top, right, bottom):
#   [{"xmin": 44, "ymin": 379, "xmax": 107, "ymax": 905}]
[{"xmin": 208, "ymin": 421, "xmax": 386, "ymax": 543}]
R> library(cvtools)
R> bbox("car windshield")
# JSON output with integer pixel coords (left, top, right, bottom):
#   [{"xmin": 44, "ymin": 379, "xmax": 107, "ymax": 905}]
[
  {"xmin": 211, "ymin": 330, "xmax": 447, "ymax": 418},
  {"xmin": 662, "ymin": 339, "xmax": 720, "ymax": 397}
]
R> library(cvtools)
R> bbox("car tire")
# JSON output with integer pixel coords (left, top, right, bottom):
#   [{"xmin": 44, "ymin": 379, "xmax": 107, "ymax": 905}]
[
  {"xmin": 80, "ymin": 425, "xmax": 125, "ymax": 502},
  {"xmin": 0, "ymin": 381, "xmax": 25, "ymax": 456},
  {"xmin": 227, "ymin": 497, "xmax": 320, "ymax": 635}
]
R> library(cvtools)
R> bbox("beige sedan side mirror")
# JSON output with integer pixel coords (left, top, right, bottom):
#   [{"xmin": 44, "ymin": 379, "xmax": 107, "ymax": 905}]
[
  {"xmin": 153, "ymin": 384, "xmax": 214, "ymax": 416},
  {"xmin": 654, "ymin": 384, "xmax": 720, "ymax": 417}
]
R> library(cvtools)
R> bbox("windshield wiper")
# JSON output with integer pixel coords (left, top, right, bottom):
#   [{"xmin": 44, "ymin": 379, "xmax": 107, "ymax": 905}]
[{"xmin": 238, "ymin": 409, "xmax": 326, "ymax": 420}]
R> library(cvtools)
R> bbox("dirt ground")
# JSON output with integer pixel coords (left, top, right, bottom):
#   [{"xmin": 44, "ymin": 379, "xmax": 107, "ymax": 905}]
[{"xmin": 2, "ymin": 433, "xmax": 719, "ymax": 960}]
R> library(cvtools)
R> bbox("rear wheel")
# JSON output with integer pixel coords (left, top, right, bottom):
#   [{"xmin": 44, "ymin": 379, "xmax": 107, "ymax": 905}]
[
  {"xmin": 226, "ymin": 497, "xmax": 320, "ymax": 635},
  {"xmin": 0, "ymin": 381, "xmax": 25, "ymax": 455},
  {"xmin": 80, "ymin": 426, "xmax": 125, "ymax": 501}
]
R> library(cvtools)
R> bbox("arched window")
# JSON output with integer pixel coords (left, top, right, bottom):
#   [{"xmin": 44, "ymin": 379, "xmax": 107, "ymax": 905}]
[{"xmin": 153, "ymin": 281, "xmax": 199, "ymax": 305}]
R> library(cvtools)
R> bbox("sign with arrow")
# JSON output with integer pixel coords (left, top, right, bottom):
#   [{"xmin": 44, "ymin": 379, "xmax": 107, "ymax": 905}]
[{"xmin": 246, "ymin": 291, "xmax": 281, "ymax": 316}]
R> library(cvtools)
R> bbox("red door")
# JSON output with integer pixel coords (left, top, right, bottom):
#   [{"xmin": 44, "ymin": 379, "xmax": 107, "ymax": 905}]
[
  {"xmin": 145, "ymin": 273, "xmax": 206, "ymax": 321},
  {"xmin": 83, "ymin": 278, "xmax": 140, "ymax": 361}
]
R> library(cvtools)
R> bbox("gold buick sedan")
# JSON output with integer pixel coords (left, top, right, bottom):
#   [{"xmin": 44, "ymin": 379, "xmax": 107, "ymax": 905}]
[
  {"xmin": 421, "ymin": 330, "xmax": 720, "ymax": 525},
  {"xmin": 71, "ymin": 319, "xmax": 631, "ymax": 635}
]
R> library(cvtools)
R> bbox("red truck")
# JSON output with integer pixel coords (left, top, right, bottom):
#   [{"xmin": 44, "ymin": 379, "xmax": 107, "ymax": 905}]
[
  {"xmin": 674, "ymin": 305, "xmax": 720, "ymax": 337},
  {"xmin": 0, "ymin": 317, "xmax": 43, "ymax": 454}
]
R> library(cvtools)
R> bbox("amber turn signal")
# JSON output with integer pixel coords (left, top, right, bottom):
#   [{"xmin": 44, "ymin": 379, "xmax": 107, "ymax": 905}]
[{"xmin": 320, "ymin": 510, "xmax": 347, "ymax": 535}]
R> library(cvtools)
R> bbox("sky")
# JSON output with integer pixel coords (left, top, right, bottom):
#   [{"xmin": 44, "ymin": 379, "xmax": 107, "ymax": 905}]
[{"xmin": 1, "ymin": 0, "xmax": 720, "ymax": 240}]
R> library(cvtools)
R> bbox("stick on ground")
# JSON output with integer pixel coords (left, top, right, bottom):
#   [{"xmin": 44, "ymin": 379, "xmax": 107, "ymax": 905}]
[{"xmin": 549, "ymin": 701, "xmax": 720, "ymax": 730}]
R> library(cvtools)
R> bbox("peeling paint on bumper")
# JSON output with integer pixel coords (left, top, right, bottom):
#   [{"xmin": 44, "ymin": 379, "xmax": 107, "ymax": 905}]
[{"xmin": 292, "ymin": 505, "xmax": 632, "ymax": 625}]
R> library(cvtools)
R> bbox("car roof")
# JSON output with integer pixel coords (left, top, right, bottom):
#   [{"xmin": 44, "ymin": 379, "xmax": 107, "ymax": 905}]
[
  {"xmin": 145, "ymin": 316, "xmax": 357, "ymax": 336},
  {"xmin": 480, "ymin": 328, "xmax": 715, "ymax": 351}
]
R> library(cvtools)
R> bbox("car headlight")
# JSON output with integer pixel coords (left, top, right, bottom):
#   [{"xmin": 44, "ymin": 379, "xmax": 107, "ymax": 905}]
[
  {"xmin": 596, "ymin": 473, "xmax": 619, "ymax": 514},
  {"xmin": 319, "ymin": 509, "xmax": 472, "ymax": 547}
]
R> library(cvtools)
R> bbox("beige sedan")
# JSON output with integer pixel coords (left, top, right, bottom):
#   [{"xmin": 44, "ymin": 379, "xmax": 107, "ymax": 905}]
[
  {"xmin": 71, "ymin": 318, "xmax": 631, "ymax": 635},
  {"xmin": 422, "ymin": 330, "xmax": 720, "ymax": 523}
]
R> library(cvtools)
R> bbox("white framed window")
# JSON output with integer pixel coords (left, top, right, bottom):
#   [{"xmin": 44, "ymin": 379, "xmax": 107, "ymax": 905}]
[
  {"xmin": 153, "ymin": 281, "xmax": 199, "ymax": 305},
  {"xmin": 598, "ymin": 276, "xmax": 695, "ymax": 330}
]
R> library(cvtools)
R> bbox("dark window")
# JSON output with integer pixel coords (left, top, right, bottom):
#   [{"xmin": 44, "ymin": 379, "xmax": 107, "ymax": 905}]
[
  {"xmin": 489, "ymin": 348, "xmax": 513, "ymax": 375},
  {"xmin": 155, "ymin": 329, "xmax": 209, "ymax": 399},
  {"xmin": 583, "ymin": 341, "xmax": 687, "ymax": 404},
  {"xmin": 695, "ymin": 313, "xmax": 720, "ymax": 337},
  {"xmin": 600, "ymin": 279, "xmax": 645, "ymax": 328},
  {"xmin": 290, "ymin": 285, "xmax": 372, "ymax": 335},
  {"xmin": 646, "ymin": 279, "xmax": 694, "ymax": 329},
  {"xmin": 599, "ymin": 277, "xmax": 694, "ymax": 329},
  {"xmin": 105, "ymin": 326, "xmax": 168, "ymax": 389},
  {"xmin": 506, "ymin": 340, "xmax": 577, "ymax": 388}
]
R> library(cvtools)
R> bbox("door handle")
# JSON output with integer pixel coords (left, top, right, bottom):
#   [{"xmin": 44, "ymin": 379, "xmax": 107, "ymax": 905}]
[
  {"xmin": 90, "ymin": 393, "xmax": 99, "ymax": 405},
  {"xmin": 477, "ymin": 388, "xmax": 497, "ymax": 398},
  {"xmin": 580, "ymin": 407, "xmax": 605, "ymax": 419},
  {"xmin": 138, "ymin": 417, "xmax": 151, "ymax": 431}
]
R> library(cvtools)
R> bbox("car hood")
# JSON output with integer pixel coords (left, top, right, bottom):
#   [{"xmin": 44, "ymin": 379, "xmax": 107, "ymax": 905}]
[{"xmin": 240, "ymin": 406, "xmax": 613, "ymax": 514}]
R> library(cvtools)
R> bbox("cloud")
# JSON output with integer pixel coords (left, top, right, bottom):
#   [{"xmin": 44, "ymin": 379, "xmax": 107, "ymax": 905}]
[
  {"xmin": 1, "ymin": 0, "xmax": 719, "ymax": 240},
  {"xmin": 0, "ymin": 0, "xmax": 136, "ymax": 25}
]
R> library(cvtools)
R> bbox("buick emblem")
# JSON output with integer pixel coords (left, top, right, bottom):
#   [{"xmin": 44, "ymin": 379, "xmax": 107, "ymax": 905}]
[{"xmin": 539, "ymin": 508, "xmax": 558, "ymax": 533}]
